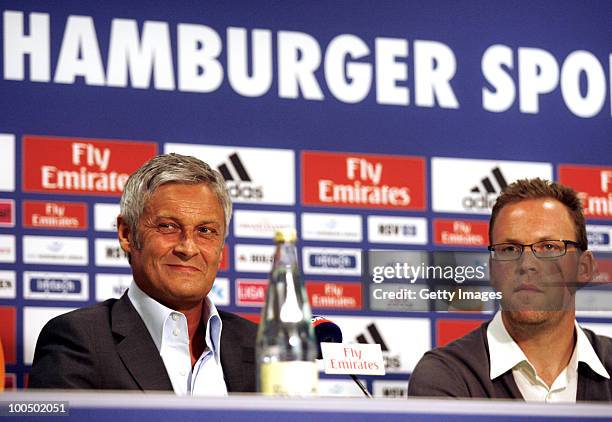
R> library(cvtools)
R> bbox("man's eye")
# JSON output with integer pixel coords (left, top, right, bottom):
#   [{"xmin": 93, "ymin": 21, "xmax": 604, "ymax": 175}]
[
  {"xmin": 501, "ymin": 244, "xmax": 519, "ymax": 253},
  {"xmin": 540, "ymin": 242, "xmax": 562, "ymax": 251},
  {"xmin": 158, "ymin": 223, "xmax": 178, "ymax": 233},
  {"xmin": 198, "ymin": 227, "xmax": 214, "ymax": 235}
]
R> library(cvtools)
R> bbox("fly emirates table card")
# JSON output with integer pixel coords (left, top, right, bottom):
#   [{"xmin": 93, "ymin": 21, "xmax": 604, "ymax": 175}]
[{"xmin": 320, "ymin": 343, "xmax": 385, "ymax": 375}]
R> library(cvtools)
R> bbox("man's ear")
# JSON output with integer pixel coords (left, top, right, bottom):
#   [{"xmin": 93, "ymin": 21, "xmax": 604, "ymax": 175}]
[
  {"xmin": 117, "ymin": 216, "xmax": 134, "ymax": 254},
  {"xmin": 576, "ymin": 250, "xmax": 595, "ymax": 285}
]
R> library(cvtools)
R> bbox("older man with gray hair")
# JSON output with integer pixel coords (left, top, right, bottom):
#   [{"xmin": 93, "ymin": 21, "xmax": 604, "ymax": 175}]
[{"xmin": 30, "ymin": 153, "xmax": 256, "ymax": 394}]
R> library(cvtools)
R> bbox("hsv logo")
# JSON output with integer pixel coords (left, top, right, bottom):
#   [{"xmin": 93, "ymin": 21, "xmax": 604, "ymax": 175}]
[
  {"xmin": 306, "ymin": 281, "xmax": 362, "ymax": 310},
  {"xmin": 0, "ymin": 199, "xmax": 15, "ymax": 227},
  {"xmin": 236, "ymin": 279, "xmax": 268, "ymax": 306},
  {"xmin": 559, "ymin": 165, "xmax": 612, "ymax": 219},
  {"xmin": 23, "ymin": 201, "xmax": 87, "ymax": 230},
  {"xmin": 302, "ymin": 151, "xmax": 426, "ymax": 210},
  {"xmin": 23, "ymin": 136, "xmax": 157, "ymax": 196},
  {"xmin": 434, "ymin": 219, "xmax": 489, "ymax": 247}
]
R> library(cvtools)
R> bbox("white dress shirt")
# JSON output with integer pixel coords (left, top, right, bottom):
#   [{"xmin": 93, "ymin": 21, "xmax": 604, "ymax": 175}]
[
  {"xmin": 127, "ymin": 281, "xmax": 227, "ymax": 396},
  {"xmin": 487, "ymin": 311, "xmax": 609, "ymax": 402}
]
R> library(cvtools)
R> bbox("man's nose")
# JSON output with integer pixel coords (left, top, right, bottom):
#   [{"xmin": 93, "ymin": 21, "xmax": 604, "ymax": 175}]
[
  {"xmin": 174, "ymin": 231, "xmax": 199, "ymax": 258},
  {"xmin": 516, "ymin": 247, "xmax": 539, "ymax": 273}
]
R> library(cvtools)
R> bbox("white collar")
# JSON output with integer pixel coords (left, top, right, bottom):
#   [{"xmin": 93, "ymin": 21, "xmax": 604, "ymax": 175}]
[
  {"xmin": 127, "ymin": 281, "xmax": 223, "ymax": 363},
  {"xmin": 487, "ymin": 311, "xmax": 609, "ymax": 380}
]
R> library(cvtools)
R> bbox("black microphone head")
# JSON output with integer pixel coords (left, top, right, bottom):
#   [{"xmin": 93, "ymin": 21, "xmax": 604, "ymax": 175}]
[{"xmin": 311, "ymin": 316, "xmax": 343, "ymax": 359}]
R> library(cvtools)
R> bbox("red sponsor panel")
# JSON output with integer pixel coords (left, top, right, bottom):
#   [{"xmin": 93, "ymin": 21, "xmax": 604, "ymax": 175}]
[
  {"xmin": 23, "ymin": 200, "xmax": 88, "ymax": 230},
  {"xmin": 23, "ymin": 136, "xmax": 157, "ymax": 196},
  {"xmin": 558, "ymin": 165, "xmax": 612, "ymax": 219},
  {"xmin": 236, "ymin": 279, "xmax": 268, "ymax": 307},
  {"xmin": 433, "ymin": 219, "xmax": 489, "ymax": 247},
  {"xmin": 301, "ymin": 151, "xmax": 426, "ymax": 210},
  {"xmin": 594, "ymin": 258, "xmax": 612, "ymax": 284},
  {"xmin": 218, "ymin": 245, "xmax": 230, "ymax": 272},
  {"xmin": 5, "ymin": 373, "xmax": 16, "ymax": 390},
  {"xmin": 0, "ymin": 199, "xmax": 15, "ymax": 227},
  {"xmin": 306, "ymin": 281, "xmax": 362, "ymax": 310},
  {"xmin": 436, "ymin": 319, "xmax": 486, "ymax": 347},
  {"xmin": 0, "ymin": 306, "xmax": 16, "ymax": 364},
  {"xmin": 237, "ymin": 313, "xmax": 261, "ymax": 324}
]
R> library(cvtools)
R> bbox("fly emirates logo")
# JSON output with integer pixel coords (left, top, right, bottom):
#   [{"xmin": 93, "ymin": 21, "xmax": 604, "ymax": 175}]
[
  {"xmin": 302, "ymin": 152, "xmax": 425, "ymax": 210},
  {"xmin": 23, "ymin": 136, "xmax": 157, "ymax": 196}
]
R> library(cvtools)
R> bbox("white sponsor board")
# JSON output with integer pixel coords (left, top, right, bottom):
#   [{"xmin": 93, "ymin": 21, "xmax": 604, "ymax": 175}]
[
  {"xmin": 23, "ymin": 271, "xmax": 89, "ymax": 301},
  {"xmin": 581, "ymin": 322, "xmax": 612, "ymax": 339},
  {"xmin": 431, "ymin": 157, "xmax": 553, "ymax": 214},
  {"xmin": 0, "ymin": 134, "xmax": 15, "ymax": 192},
  {"xmin": 373, "ymin": 380, "xmax": 408, "ymax": 398},
  {"xmin": 23, "ymin": 306, "xmax": 75, "ymax": 364},
  {"xmin": 0, "ymin": 234, "xmax": 16, "ymax": 263},
  {"xmin": 318, "ymin": 379, "xmax": 366, "ymax": 397},
  {"xmin": 210, "ymin": 277, "xmax": 230, "ymax": 306},
  {"xmin": 234, "ymin": 244, "xmax": 275, "ymax": 273},
  {"xmin": 0, "ymin": 270, "xmax": 16, "ymax": 299},
  {"xmin": 233, "ymin": 210, "xmax": 295, "ymax": 239},
  {"xmin": 302, "ymin": 247, "xmax": 361, "ymax": 276},
  {"xmin": 95, "ymin": 238, "xmax": 130, "ymax": 267},
  {"xmin": 330, "ymin": 315, "xmax": 431, "ymax": 373},
  {"xmin": 367, "ymin": 216, "xmax": 427, "ymax": 244},
  {"xmin": 94, "ymin": 203, "xmax": 120, "ymax": 232},
  {"xmin": 301, "ymin": 213, "xmax": 362, "ymax": 242},
  {"xmin": 95, "ymin": 273, "xmax": 132, "ymax": 301},
  {"xmin": 587, "ymin": 225, "xmax": 612, "ymax": 252},
  {"xmin": 23, "ymin": 235, "xmax": 88, "ymax": 265},
  {"xmin": 165, "ymin": 143, "xmax": 295, "ymax": 205}
]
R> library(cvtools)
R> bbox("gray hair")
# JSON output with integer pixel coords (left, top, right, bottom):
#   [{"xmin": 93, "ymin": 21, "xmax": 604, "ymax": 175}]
[{"xmin": 119, "ymin": 153, "xmax": 232, "ymax": 247}]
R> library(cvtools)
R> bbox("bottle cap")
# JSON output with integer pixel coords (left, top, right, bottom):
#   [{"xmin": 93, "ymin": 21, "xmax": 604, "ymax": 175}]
[{"xmin": 274, "ymin": 228, "xmax": 297, "ymax": 243}]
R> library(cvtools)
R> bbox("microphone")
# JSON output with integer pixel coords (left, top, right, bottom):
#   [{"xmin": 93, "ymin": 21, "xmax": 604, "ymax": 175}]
[
  {"xmin": 311, "ymin": 316, "xmax": 343, "ymax": 359},
  {"xmin": 311, "ymin": 316, "xmax": 372, "ymax": 398}
]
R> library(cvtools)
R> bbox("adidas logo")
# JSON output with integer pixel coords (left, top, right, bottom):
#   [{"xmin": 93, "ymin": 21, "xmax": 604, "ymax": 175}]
[
  {"xmin": 462, "ymin": 166, "xmax": 508, "ymax": 210},
  {"xmin": 355, "ymin": 323, "xmax": 401, "ymax": 369},
  {"xmin": 470, "ymin": 167, "xmax": 508, "ymax": 195},
  {"xmin": 218, "ymin": 153, "xmax": 251, "ymax": 182},
  {"xmin": 217, "ymin": 153, "xmax": 263, "ymax": 200}
]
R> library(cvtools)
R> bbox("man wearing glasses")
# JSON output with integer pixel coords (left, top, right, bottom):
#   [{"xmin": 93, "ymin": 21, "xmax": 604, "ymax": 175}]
[{"xmin": 408, "ymin": 178, "xmax": 612, "ymax": 401}]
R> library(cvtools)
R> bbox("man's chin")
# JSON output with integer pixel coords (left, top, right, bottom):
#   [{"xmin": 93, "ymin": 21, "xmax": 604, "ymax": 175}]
[{"xmin": 503, "ymin": 310, "xmax": 551, "ymax": 326}]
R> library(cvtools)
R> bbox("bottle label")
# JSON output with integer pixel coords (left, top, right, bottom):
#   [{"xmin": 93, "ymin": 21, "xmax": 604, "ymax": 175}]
[{"xmin": 260, "ymin": 361, "xmax": 318, "ymax": 396}]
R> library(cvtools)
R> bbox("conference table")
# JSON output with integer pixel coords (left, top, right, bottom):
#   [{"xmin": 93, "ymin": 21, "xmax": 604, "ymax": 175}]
[{"xmin": 1, "ymin": 391, "xmax": 611, "ymax": 421}]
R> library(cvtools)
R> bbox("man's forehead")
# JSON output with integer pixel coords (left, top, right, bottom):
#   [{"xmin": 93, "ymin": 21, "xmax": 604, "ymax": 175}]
[{"xmin": 492, "ymin": 198, "xmax": 576, "ymax": 239}]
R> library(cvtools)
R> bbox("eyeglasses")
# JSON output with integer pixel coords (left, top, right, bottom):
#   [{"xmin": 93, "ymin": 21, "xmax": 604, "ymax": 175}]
[{"xmin": 488, "ymin": 240, "xmax": 581, "ymax": 261}]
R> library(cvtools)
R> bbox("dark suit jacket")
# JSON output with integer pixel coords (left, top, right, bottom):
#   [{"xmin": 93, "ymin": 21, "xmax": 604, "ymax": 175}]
[
  {"xmin": 29, "ymin": 293, "xmax": 257, "ymax": 392},
  {"xmin": 408, "ymin": 322, "xmax": 612, "ymax": 401}
]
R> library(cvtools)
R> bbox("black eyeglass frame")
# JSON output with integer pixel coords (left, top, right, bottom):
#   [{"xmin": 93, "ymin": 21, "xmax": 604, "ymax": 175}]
[{"xmin": 487, "ymin": 239, "xmax": 582, "ymax": 261}]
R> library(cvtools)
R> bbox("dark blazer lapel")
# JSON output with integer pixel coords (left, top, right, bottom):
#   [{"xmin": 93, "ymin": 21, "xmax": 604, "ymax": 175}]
[
  {"xmin": 111, "ymin": 293, "xmax": 173, "ymax": 391},
  {"xmin": 220, "ymin": 313, "xmax": 256, "ymax": 392}
]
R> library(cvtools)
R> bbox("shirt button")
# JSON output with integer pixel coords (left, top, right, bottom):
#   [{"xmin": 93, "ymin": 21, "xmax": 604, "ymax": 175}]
[
  {"xmin": 172, "ymin": 328, "xmax": 180, "ymax": 336},
  {"xmin": 172, "ymin": 314, "xmax": 180, "ymax": 321},
  {"xmin": 180, "ymin": 370, "xmax": 186, "ymax": 376}
]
